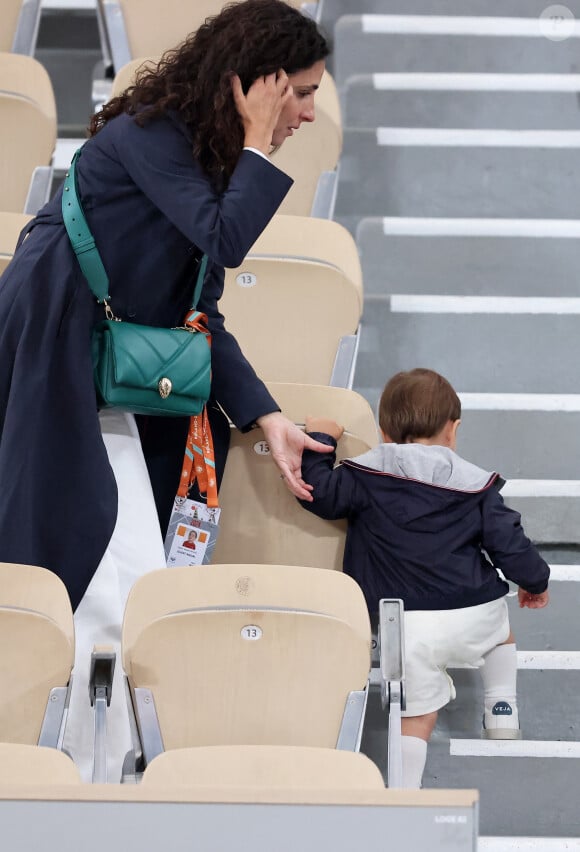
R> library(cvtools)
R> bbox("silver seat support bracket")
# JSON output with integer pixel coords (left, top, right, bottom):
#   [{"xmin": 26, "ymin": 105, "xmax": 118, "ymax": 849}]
[
  {"xmin": 89, "ymin": 646, "xmax": 116, "ymax": 783},
  {"xmin": 379, "ymin": 598, "xmax": 406, "ymax": 787}
]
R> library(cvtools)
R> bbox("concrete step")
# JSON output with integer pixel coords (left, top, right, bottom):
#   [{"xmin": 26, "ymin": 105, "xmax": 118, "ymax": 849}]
[
  {"xmin": 335, "ymin": 128, "xmax": 580, "ymax": 231},
  {"xmin": 343, "ymin": 74, "xmax": 580, "ymax": 129},
  {"xmin": 353, "ymin": 304, "xmax": 580, "ymax": 543},
  {"xmin": 361, "ymin": 681, "xmax": 580, "ymax": 836},
  {"xmin": 356, "ymin": 217, "xmax": 580, "ymax": 297},
  {"xmin": 334, "ymin": 15, "xmax": 580, "ymax": 86},
  {"xmin": 35, "ymin": 6, "xmax": 103, "ymax": 136},
  {"xmin": 458, "ymin": 409, "xmax": 580, "ymax": 480},
  {"xmin": 355, "ymin": 302, "xmax": 580, "ymax": 395},
  {"xmin": 321, "ymin": 0, "xmax": 580, "ymax": 26}
]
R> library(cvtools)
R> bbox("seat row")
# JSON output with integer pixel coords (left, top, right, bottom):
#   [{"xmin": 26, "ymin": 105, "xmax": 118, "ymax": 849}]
[{"xmin": 0, "ymin": 559, "xmax": 405, "ymax": 785}]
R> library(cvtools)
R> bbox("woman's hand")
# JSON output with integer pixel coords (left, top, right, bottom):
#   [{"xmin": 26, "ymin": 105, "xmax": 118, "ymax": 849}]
[
  {"xmin": 256, "ymin": 411, "xmax": 333, "ymax": 501},
  {"xmin": 231, "ymin": 71, "xmax": 292, "ymax": 155}
]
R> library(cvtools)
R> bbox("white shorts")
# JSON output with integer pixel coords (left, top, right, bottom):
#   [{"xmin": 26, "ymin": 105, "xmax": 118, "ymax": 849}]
[{"xmin": 401, "ymin": 597, "xmax": 511, "ymax": 717}]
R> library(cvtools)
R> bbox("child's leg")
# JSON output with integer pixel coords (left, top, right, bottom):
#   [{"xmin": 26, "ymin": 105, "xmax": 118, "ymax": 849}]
[
  {"xmin": 480, "ymin": 631, "xmax": 521, "ymax": 739},
  {"xmin": 400, "ymin": 712, "xmax": 437, "ymax": 788}
]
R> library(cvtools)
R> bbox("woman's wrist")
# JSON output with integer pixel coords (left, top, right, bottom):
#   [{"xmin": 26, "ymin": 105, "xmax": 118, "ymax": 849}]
[
  {"xmin": 243, "ymin": 131, "xmax": 272, "ymax": 156},
  {"xmin": 255, "ymin": 411, "xmax": 284, "ymax": 428}
]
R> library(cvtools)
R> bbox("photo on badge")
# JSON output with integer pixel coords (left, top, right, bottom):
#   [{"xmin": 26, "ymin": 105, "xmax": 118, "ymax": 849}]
[{"xmin": 164, "ymin": 497, "xmax": 221, "ymax": 566}]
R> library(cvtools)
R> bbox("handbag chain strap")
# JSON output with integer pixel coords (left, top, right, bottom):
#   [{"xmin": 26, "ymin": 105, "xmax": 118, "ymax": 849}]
[{"xmin": 61, "ymin": 146, "xmax": 207, "ymax": 315}]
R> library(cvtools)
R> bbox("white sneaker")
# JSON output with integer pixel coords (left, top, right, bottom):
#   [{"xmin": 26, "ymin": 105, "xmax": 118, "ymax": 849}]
[{"xmin": 482, "ymin": 701, "xmax": 522, "ymax": 740}]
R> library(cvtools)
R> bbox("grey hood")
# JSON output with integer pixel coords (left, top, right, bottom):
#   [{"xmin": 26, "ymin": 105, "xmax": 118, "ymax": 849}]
[{"xmin": 346, "ymin": 443, "xmax": 500, "ymax": 493}]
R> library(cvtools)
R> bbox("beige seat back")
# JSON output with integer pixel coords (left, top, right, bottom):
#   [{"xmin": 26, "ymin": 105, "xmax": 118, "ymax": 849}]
[
  {"xmin": 0, "ymin": 562, "xmax": 74, "ymax": 646},
  {"xmin": 110, "ymin": 56, "xmax": 156, "ymax": 97},
  {"xmin": 221, "ymin": 215, "xmax": 362, "ymax": 385},
  {"xmin": 0, "ymin": 609, "xmax": 74, "ymax": 743},
  {"xmin": 123, "ymin": 562, "xmax": 371, "ymax": 666},
  {"xmin": 0, "ymin": 743, "xmax": 81, "ymax": 784},
  {"xmin": 0, "ymin": 212, "xmax": 33, "ymax": 275},
  {"xmin": 212, "ymin": 385, "xmax": 378, "ymax": 568},
  {"xmin": 266, "ymin": 381, "xmax": 379, "ymax": 448},
  {"xmin": 273, "ymin": 71, "xmax": 342, "ymax": 216},
  {"xmin": 111, "ymin": 0, "xmax": 316, "ymax": 58},
  {"xmin": 0, "ymin": 564, "xmax": 74, "ymax": 745},
  {"xmin": 0, "ymin": 0, "xmax": 41, "ymax": 54},
  {"xmin": 1, "ymin": 0, "xmax": 26, "ymax": 52},
  {"xmin": 142, "ymin": 745, "xmax": 384, "ymax": 789},
  {"xmin": 0, "ymin": 54, "xmax": 56, "ymax": 212},
  {"xmin": 129, "ymin": 607, "xmax": 369, "ymax": 749},
  {"xmin": 124, "ymin": 564, "xmax": 370, "ymax": 751}
]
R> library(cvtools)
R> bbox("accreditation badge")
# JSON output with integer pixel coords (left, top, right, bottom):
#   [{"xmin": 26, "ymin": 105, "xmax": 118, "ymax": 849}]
[{"xmin": 164, "ymin": 496, "xmax": 221, "ymax": 567}]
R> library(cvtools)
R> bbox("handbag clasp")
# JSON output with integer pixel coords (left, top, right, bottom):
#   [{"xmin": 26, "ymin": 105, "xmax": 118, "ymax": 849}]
[{"xmin": 158, "ymin": 377, "xmax": 173, "ymax": 399}]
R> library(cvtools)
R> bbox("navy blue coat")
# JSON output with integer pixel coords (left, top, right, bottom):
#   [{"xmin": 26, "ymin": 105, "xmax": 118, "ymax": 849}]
[
  {"xmin": 0, "ymin": 111, "xmax": 292, "ymax": 608},
  {"xmin": 300, "ymin": 436, "xmax": 550, "ymax": 614}
]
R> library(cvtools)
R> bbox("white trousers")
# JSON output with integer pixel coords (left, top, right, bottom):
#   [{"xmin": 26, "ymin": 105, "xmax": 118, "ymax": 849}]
[{"xmin": 62, "ymin": 410, "xmax": 167, "ymax": 782}]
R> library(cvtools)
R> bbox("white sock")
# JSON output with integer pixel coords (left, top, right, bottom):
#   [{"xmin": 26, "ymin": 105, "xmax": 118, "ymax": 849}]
[
  {"xmin": 401, "ymin": 736, "xmax": 427, "ymax": 789},
  {"xmin": 481, "ymin": 642, "xmax": 518, "ymax": 712}
]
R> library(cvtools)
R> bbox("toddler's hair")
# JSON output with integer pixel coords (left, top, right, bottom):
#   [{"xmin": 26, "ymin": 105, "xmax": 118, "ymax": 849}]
[{"xmin": 378, "ymin": 368, "xmax": 461, "ymax": 444}]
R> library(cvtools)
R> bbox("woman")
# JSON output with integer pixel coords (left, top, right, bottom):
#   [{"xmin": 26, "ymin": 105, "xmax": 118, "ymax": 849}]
[{"xmin": 0, "ymin": 0, "xmax": 330, "ymax": 779}]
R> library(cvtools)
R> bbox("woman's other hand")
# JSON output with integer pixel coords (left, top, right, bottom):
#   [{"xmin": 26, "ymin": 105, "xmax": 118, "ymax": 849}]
[
  {"xmin": 256, "ymin": 411, "xmax": 333, "ymax": 501},
  {"xmin": 231, "ymin": 71, "xmax": 292, "ymax": 154}
]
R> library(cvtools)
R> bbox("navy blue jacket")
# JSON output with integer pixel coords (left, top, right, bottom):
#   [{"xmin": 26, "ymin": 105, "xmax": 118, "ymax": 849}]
[
  {"xmin": 0, "ymin": 111, "xmax": 292, "ymax": 608},
  {"xmin": 300, "ymin": 436, "xmax": 550, "ymax": 614}
]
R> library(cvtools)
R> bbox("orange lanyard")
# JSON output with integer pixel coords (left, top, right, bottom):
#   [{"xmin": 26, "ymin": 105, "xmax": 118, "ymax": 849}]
[
  {"xmin": 178, "ymin": 406, "xmax": 219, "ymax": 507},
  {"xmin": 177, "ymin": 307, "xmax": 218, "ymax": 508}
]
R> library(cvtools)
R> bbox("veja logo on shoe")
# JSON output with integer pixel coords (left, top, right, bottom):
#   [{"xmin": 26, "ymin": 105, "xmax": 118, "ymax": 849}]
[{"xmin": 491, "ymin": 701, "xmax": 513, "ymax": 716}]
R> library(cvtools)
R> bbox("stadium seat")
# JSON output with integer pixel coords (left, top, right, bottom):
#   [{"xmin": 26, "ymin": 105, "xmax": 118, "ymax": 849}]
[
  {"xmin": 271, "ymin": 70, "xmax": 342, "ymax": 218},
  {"xmin": 0, "ymin": 562, "xmax": 74, "ymax": 748},
  {"xmin": 220, "ymin": 215, "xmax": 363, "ymax": 387},
  {"xmin": 0, "ymin": 211, "xmax": 32, "ymax": 275},
  {"xmin": 0, "ymin": 53, "xmax": 56, "ymax": 214},
  {"xmin": 0, "ymin": 742, "xmax": 82, "ymax": 784},
  {"xmin": 141, "ymin": 744, "xmax": 385, "ymax": 789},
  {"xmin": 212, "ymin": 383, "xmax": 378, "ymax": 568},
  {"xmin": 99, "ymin": 0, "xmax": 320, "ymax": 74},
  {"xmin": 0, "ymin": 0, "xmax": 41, "ymax": 55},
  {"xmin": 121, "ymin": 563, "xmax": 372, "ymax": 774}
]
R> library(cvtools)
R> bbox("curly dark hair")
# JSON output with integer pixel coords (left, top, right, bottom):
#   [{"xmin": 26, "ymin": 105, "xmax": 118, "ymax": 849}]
[{"xmin": 89, "ymin": 0, "xmax": 329, "ymax": 182}]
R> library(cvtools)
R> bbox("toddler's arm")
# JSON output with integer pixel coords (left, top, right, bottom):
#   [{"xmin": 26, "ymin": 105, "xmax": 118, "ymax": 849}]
[
  {"xmin": 298, "ymin": 416, "xmax": 363, "ymax": 520},
  {"xmin": 481, "ymin": 489, "xmax": 550, "ymax": 596}
]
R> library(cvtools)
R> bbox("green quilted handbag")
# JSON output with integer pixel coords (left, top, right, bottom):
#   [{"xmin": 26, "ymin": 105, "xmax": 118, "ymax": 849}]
[{"xmin": 62, "ymin": 147, "xmax": 211, "ymax": 416}]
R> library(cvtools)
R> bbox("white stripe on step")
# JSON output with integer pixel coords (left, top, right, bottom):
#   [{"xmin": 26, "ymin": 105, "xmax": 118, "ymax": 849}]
[
  {"xmin": 459, "ymin": 394, "xmax": 580, "ymax": 412},
  {"xmin": 451, "ymin": 651, "xmax": 580, "ymax": 670},
  {"xmin": 376, "ymin": 127, "xmax": 580, "ymax": 146},
  {"xmin": 450, "ymin": 739, "xmax": 580, "ymax": 758},
  {"xmin": 546, "ymin": 565, "xmax": 580, "ymax": 581},
  {"xmin": 362, "ymin": 15, "xmax": 580, "ymax": 38},
  {"xmin": 480, "ymin": 840, "xmax": 580, "ymax": 851},
  {"xmin": 501, "ymin": 480, "xmax": 580, "ymax": 497},
  {"xmin": 381, "ymin": 217, "xmax": 580, "ymax": 237},
  {"xmin": 517, "ymin": 652, "xmax": 580, "ymax": 670},
  {"xmin": 389, "ymin": 295, "xmax": 580, "ymax": 313},
  {"xmin": 372, "ymin": 73, "xmax": 580, "ymax": 91}
]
